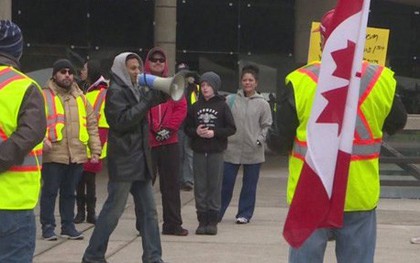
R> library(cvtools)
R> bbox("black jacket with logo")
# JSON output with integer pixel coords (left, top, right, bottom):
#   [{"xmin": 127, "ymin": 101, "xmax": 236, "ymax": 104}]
[{"xmin": 184, "ymin": 94, "xmax": 236, "ymax": 153}]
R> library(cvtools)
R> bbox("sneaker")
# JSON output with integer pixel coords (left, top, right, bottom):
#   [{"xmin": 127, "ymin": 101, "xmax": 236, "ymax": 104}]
[
  {"xmin": 61, "ymin": 227, "xmax": 84, "ymax": 240},
  {"xmin": 162, "ymin": 226, "xmax": 189, "ymax": 236},
  {"xmin": 235, "ymin": 217, "xmax": 249, "ymax": 224},
  {"xmin": 42, "ymin": 227, "xmax": 58, "ymax": 241},
  {"xmin": 410, "ymin": 237, "xmax": 420, "ymax": 244}
]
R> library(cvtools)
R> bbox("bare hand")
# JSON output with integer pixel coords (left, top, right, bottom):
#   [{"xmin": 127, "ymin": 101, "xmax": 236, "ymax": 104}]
[
  {"xmin": 43, "ymin": 138, "xmax": 52, "ymax": 153},
  {"xmin": 90, "ymin": 154, "xmax": 100, "ymax": 164},
  {"xmin": 197, "ymin": 125, "xmax": 214, "ymax": 138}
]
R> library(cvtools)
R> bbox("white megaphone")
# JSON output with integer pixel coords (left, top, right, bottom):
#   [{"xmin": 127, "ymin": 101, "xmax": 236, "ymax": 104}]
[{"xmin": 138, "ymin": 73, "xmax": 185, "ymax": 101}]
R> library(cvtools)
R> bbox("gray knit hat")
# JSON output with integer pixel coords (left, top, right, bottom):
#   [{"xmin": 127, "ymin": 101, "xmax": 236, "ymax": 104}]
[
  {"xmin": 200, "ymin": 71, "xmax": 221, "ymax": 92},
  {"xmin": 0, "ymin": 20, "xmax": 23, "ymax": 60}
]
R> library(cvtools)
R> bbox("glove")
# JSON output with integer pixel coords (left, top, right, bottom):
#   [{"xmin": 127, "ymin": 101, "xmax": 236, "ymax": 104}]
[
  {"xmin": 142, "ymin": 86, "xmax": 154, "ymax": 103},
  {"xmin": 156, "ymin": 129, "xmax": 171, "ymax": 141}
]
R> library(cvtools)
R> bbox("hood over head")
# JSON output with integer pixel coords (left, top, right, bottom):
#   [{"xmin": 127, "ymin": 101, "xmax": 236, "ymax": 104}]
[
  {"xmin": 111, "ymin": 52, "xmax": 143, "ymax": 88},
  {"xmin": 144, "ymin": 47, "xmax": 169, "ymax": 77}
]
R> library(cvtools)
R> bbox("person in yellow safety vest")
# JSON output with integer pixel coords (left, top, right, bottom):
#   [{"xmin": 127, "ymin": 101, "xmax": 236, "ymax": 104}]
[
  {"xmin": 176, "ymin": 62, "xmax": 200, "ymax": 191},
  {"xmin": 0, "ymin": 20, "xmax": 47, "ymax": 263},
  {"xmin": 40, "ymin": 59, "xmax": 102, "ymax": 242},
  {"xmin": 74, "ymin": 59, "xmax": 109, "ymax": 225},
  {"xmin": 273, "ymin": 9, "xmax": 407, "ymax": 263}
]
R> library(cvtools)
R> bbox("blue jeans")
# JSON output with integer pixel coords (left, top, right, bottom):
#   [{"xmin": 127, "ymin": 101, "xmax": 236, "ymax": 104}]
[
  {"xmin": 178, "ymin": 129, "xmax": 194, "ymax": 185},
  {"xmin": 289, "ymin": 210, "xmax": 377, "ymax": 263},
  {"xmin": 0, "ymin": 210, "xmax": 36, "ymax": 263},
  {"xmin": 220, "ymin": 162, "xmax": 261, "ymax": 220},
  {"xmin": 40, "ymin": 162, "xmax": 83, "ymax": 232},
  {"xmin": 83, "ymin": 179, "xmax": 162, "ymax": 263}
]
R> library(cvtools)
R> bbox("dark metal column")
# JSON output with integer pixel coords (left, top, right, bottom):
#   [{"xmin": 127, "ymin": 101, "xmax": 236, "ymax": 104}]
[{"xmin": 0, "ymin": 0, "xmax": 12, "ymax": 20}]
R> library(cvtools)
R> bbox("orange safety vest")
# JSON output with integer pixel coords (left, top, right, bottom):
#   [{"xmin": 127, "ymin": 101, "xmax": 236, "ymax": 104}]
[
  {"xmin": 286, "ymin": 61, "xmax": 396, "ymax": 211},
  {"xmin": 42, "ymin": 88, "xmax": 90, "ymax": 144},
  {"xmin": 0, "ymin": 66, "xmax": 43, "ymax": 210}
]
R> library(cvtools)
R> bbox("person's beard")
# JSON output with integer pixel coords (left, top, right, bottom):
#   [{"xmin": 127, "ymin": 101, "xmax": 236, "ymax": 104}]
[{"xmin": 55, "ymin": 78, "xmax": 73, "ymax": 91}]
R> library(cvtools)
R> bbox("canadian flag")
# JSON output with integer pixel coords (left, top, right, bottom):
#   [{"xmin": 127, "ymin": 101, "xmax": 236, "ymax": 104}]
[{"xmin": 283, "ymin": 0, "xmax": 372, "ymax": 248}]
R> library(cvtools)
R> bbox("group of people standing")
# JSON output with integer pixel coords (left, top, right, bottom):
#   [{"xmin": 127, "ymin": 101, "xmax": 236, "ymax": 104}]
[
  {"xmin": 0, "ymin": 7, "xmax": 413, "ymax": 263},
  {"xmin": 80, "ymin": 48, "xmax": 273, "ymax": 261},
  {"xmin": 0, "ymin": 17, "xmax": 274, "ymax": 262}
]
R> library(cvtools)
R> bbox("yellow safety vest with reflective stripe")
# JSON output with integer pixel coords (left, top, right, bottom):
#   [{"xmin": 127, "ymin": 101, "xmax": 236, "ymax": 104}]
[
  {"xmin": 0, "ymin": 66, "xmax": 43, "ymax": 210},
  {"xmin": 42, "ymin": 89, "xmax": 90, "ymax": 144},
  {"xmin": 86, "ymin": 88, "xmax": 108, "ymax": 158},
  {"xmin": 285, "ymin": 61, "xmax": 396, "ymax": 211},
  {"xmin": 190, "ymin": 84, "xmax": 200, "ymax": 104}
]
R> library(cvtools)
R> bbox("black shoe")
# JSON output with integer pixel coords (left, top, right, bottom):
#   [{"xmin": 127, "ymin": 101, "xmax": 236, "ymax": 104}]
[
  {"xmin": 86, "ymin": 213, "xmax": 97, "ymax": 224},
  {"xmin": 74, "ymin": 212, "xmax": 85, "ymax": 224},
  {"xmin": 181, "ymin": 182, "xmax": 193, "ymax": 191},
  {"xmin": 195, "ymin": 224, "xmax": 206, "ymax": 235},
  {"xmin": 206, "ymin": 224, "xmax": 217, "ymax": 235},
  {"xmin": 162, "ymin": 226, "xmax": 189, "ymax": 236}
]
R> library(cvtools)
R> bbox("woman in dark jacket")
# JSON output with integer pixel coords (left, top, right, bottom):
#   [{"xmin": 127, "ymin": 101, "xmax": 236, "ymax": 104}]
[
  {"xmin": 82, "ymin": 52, "xmax": 168, "ymax": 263},
  {"xmin": 184, "ymin": 71, "xmax": 236, "ymax": 235}
]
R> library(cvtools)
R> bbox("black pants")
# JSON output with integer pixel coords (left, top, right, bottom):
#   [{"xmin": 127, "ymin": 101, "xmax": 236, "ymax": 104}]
[
  {"xmin": 136, "ymin": 143, "xmax": 183, "ymax": 232},
  {"xmin": 76, "ymin": 171, "xmax": 96, "ymax": 211}
]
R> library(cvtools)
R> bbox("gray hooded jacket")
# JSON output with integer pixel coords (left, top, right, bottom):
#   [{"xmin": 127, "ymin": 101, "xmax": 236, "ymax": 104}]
[{"xmin": 224, "ymin": 89, "xmax": 272, "ymax": 164}]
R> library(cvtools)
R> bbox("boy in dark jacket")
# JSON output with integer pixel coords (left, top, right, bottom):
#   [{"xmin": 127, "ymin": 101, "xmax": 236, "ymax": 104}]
[{"xmin": 184, "ymin": 71, "xmax": 236, "ymax": 235}]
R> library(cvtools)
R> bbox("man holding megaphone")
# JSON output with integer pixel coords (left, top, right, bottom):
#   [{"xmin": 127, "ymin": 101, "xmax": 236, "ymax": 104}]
[
  {"xmin": 138, "ymin": 47, "xmax": 189, "ymax": 237},
  {"xmin": 82, "ymin": 52, "xmax": 169, "ymax": 263}
]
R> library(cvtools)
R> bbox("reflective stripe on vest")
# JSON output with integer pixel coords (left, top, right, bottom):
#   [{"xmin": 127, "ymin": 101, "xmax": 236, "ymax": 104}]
[
  {"xmin": 43, "ymin": 89, "xmax": 65, "ymax": 142},
  {"xmin": 86, "ymin": 88, "xmax": 108, "ymax": 158},
  {"xmin": 43, "ymin": 89, "xmax": 89, "ymax": 144},
  {"xmin": 286, "ymin": 61, "xmax": 396, "ymax": 211},
  {"xmin": 87, "ymin": 88, "xmax": 109, "ymax": 128},
  {"xmin": 291, "ymin": 62, "xmax": 383, "ymax": 160},
  {"xmin": 0, "ymin": 66, "xmax": 42, "ymax": 209},
  {"xmin": 0, "ymin": 126, "xmax": 42, "ymax": 172}
]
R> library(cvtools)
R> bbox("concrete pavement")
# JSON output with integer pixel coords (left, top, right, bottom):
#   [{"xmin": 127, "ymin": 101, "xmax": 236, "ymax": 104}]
[{"xmin": 32, "ymin": 155, "xmax": 420, "ymax": 263}]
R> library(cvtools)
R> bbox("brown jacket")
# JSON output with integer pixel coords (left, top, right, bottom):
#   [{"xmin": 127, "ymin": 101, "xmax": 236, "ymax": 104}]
[{"xmin": 42, "ymin": 79, "xmax": 101, "ymax": 164}]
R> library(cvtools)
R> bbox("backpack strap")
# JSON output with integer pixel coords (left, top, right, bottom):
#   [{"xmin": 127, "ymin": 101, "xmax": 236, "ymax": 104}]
[{"xmin": 227, "ymin": 94, "xmax": 236, "ymax": 108}]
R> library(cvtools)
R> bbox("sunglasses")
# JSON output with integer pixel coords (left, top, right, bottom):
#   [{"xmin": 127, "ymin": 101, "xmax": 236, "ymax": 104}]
[
  {"xmin": 150, "ymin": 57, "xmax": 165, "ymax": 63},
  {"xmin": 59, "ymin": 69, "xmax": 73, "ymax": 75}
]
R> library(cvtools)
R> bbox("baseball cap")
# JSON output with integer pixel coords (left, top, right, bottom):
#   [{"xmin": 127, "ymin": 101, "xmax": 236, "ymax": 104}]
[{"xmin": 313, "ymin": 9, "xmax": 335, "ymax": 40}]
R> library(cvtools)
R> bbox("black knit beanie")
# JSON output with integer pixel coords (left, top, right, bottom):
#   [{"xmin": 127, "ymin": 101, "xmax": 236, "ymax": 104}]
[
  {"xmin": 0, "ymin": 20, "xmax": 23, "ymax": 60},
  {"xmin": 52, "ymin": 59, "xmax": 75, "ymax": 76},
  {"xmin": 199, "ymin": 71, "xmax": 221, "ymax": 93}
]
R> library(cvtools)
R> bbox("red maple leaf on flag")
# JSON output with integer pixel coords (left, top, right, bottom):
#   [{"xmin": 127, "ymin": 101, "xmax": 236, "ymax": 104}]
[
  {"xmin": 316, "ymin": 40, "xmax": 356, "ymax": 136},
  {"xmin": 316, "ymin": 87, "xmax": 348, "ymax": 136},
  {"xmin": 331, "ymin": 40, "xmax": 356, "ymax": 80}
]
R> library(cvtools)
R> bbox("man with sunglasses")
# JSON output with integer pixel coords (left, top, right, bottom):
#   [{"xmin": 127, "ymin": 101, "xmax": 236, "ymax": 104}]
[
  {"xmin": 40, "ymin": 59, "xmax": 102, "ymax": 241},
  {"xmin": 139, "ymin": 47, "xmax": 189, "ymax": 236}
]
